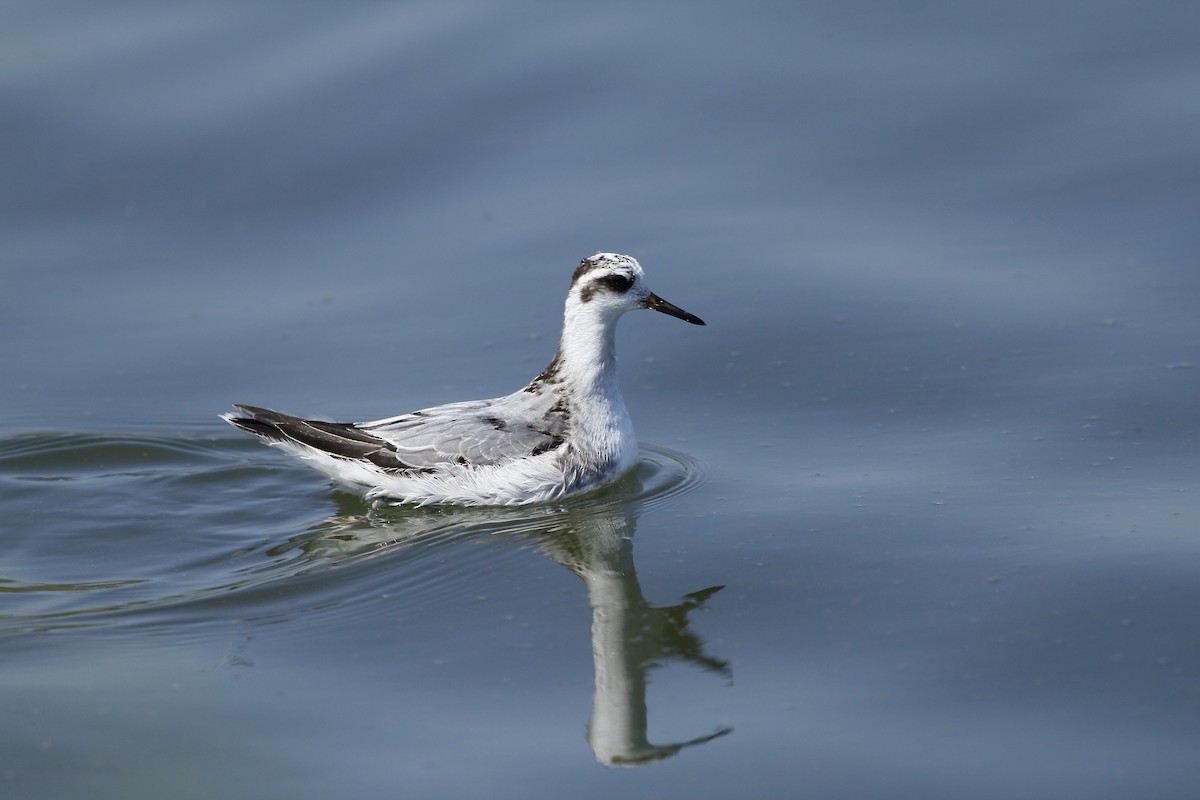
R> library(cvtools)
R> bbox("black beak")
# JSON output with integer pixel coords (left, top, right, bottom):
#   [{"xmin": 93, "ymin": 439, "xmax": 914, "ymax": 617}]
[{"xmin": 644, "ymin": 293, "xmax": 705, "ymax": 326}]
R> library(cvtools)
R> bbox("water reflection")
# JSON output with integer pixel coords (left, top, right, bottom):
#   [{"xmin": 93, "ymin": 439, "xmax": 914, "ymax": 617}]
[
  {"xmin": 299, "ymin": 487, "xmax": 732, "ymax": 767},
  {"xmin": 523, "ymin": 502, "xmax": 732, "ymax": 766}
]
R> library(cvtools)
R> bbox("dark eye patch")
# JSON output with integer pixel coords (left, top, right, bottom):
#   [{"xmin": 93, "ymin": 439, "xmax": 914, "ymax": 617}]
[{"xmin": 597, "ymin": 273, "xmax": 634, "ymax": 293}]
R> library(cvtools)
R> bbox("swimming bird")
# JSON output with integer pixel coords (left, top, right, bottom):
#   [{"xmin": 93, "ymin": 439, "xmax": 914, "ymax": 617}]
[{"xmin": 222, "ymin": 253, "xmax": 705, "ymax": 506}]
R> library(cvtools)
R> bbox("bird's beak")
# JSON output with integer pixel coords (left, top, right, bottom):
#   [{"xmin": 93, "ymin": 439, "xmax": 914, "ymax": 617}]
[{"xmin": 644, "ymin": 293, "xmax": 706, "ymax": 326}]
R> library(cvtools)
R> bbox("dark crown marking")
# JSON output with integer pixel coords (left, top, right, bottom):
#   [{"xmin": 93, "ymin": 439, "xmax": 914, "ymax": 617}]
[{"xmin": 571, "ymin": 256, "xmax": 607, "ymax": 286}]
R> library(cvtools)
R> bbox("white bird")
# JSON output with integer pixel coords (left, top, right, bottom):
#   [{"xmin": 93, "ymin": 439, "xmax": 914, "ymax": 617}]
[{"xmin": 223, "ymin": 253, "xmax": 705, "ymax": 506}]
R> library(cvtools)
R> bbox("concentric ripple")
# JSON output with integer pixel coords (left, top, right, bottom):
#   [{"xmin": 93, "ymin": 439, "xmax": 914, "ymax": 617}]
[{"xmin": 0, "ymin": 430, "xmax": 709, "ymax": 635}]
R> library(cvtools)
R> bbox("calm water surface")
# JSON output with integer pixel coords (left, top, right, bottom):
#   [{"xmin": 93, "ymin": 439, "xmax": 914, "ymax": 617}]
[{"xmin": 3, "ymin": 2, "xmax": 1200, "ymax": 798}]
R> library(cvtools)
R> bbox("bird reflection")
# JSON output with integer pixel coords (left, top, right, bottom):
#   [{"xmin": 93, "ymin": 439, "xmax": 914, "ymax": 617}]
[
  {"xmin": 289, "ymin": 481, "xmax": 731, "ymax": 767},
  {"xmin": 532, "ymin": 503, "xmax": 732, "ymax": 766}
]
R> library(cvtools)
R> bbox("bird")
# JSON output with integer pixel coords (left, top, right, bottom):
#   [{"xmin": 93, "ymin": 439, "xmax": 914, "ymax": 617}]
[{"xmin": 222, "ymin": 253, "xmax": 705, "ymax": 506}]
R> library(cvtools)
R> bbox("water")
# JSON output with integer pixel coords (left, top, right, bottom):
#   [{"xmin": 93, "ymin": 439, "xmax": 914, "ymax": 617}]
[{"xmin": 3, "ymin": 2, "xmax": 1200, "ymax": 797}]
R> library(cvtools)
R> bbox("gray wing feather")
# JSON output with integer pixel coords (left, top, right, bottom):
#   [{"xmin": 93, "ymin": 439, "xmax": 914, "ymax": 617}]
[{"xmin": 358, "ymin": 392, "xmax": 567, "ymax": 469}]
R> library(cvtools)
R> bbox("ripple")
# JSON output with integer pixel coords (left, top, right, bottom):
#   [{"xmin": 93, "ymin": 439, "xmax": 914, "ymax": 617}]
[
  {"xmin": 613, "ymin": 441, "xmax": 709, "ymax": 510},
  {"xmin": 0, "ymin": 431, "xmax": 227, "ymax": 477},
  {"xmin": 0, "ymin": 431, "xmax": 708, "ymax": 635}
]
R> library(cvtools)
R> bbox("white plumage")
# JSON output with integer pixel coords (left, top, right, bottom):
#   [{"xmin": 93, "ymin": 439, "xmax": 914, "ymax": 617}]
[{"xmin": 223, "ymin": 253, "xmax": 704, "ymax": 506}]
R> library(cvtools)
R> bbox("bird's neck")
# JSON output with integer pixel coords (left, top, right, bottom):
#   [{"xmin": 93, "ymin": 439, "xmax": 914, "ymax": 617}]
[
  {"xmin": 523, "ymin": 308, "xmax": 637, "ymax": 482},
  {"xmin": 556, "ymin": 310, "xmax": 621, "ymax": 397}
]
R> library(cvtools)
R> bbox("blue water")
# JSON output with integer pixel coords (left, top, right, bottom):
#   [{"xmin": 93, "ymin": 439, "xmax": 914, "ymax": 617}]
[{"xmin": 4, "ymin": 2, "xmax": 1200, "ymax": 798}]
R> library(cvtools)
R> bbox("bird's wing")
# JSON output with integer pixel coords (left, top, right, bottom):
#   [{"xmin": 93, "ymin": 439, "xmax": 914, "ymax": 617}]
[
  {"xmin": 225, "ymin": 404, "xmax": 432, "ymax": 473},
  {"xmin": 358, "ymin": 391, "xmax": 568, "ymax": 469}
]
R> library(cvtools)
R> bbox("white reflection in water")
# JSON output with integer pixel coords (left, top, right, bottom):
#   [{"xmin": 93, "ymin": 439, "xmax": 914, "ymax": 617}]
[
  {"xmin": 299, "ymin": 488, "xmax": 731, "ymax": 767},
  {"xmin": 532, "ymin": 502, "xmax": 732, "ymax": 767}
]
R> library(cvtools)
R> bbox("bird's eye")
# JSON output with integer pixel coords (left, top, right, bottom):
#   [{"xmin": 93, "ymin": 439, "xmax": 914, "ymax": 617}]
[{"xmin": 599, "ymin": 273, "xmax": 634, "ymax": 293}]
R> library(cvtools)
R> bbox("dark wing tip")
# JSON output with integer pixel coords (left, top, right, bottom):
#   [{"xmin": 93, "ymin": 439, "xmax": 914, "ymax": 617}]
[
  {"xmin": 222, "ymin": 405, "xmax": 290, "ymax": 443},
  {"xmin": 222, "ymin": 404, "xmax": 427, "ymax": 474}
]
